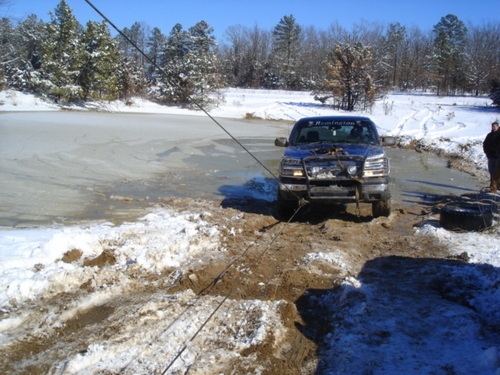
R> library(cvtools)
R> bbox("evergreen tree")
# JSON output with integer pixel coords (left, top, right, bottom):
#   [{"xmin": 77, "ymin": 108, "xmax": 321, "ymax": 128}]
[
  {"xmin": 114, "ymin": 55, "xmax": 137, "ymax": 100},
  {"xmin": 116, "ymin": 22, "xmax": 149, "ymax": 96},
  {"xmin": 5, "ymin": 15, "xmax": 46, "ymax": 90},
  {"xmin": 38, "ymin": 0, "xmax": 83, "ymax": 101},
  {"xmin": 187, "ymin": 20, "xmax": 221, "ymax": 105},
  {"xmin": 0, "ymin": 17, "xmax": 16, "ymax": 88},
  {"xmin": 158, "ymin": 23, "xmax": 191, "ymax": 103},
  {"xmin": 158, "ymin": 21, "xmax": 221, "ymax": 106},
  {"xmin": 146, "ymin": 27, "xmax": 167, "ymax": 82},
  {"xmin": 77, "ymin": 21, "xmax": 120, "ymax": 100},
  {"xmin": 431, "ymin": 14, "xmax": 468, "ymax": 95},
  {"xmin": 272, "ymin": 15, "xmax": 301, "ymax": 89},
  {"xmin": 125, "ymin": 22, "xmax": 148, "ymax": 67},
  {"xmin": 16, "ymin": 15, "xmax": 45, "ymax": 65},
  {"xmin": 1, "ymin": 3, "xmax": 499, "ymax": 99}
]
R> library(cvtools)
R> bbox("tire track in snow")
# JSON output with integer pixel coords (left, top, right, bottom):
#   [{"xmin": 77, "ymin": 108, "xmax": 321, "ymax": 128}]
[
  {"xmin": 395, "ymin": 110, "xmax": 417, "ymax": 135},
  {"xmin": 275, "ymin": 101, "xmax": 324, "ymax": 121},
  {"xmin": 419, "ymin": 108, "xmax": 433, "ymax": 138}
]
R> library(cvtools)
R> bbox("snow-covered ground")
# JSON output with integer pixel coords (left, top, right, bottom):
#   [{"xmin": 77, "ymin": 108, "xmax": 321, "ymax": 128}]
[{"xmin": 0, "ymin": 88, "xmax": 499, "ymax": 374}]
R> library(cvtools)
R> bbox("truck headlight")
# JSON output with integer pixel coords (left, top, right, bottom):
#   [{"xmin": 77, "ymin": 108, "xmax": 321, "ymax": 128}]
[
  {"xmin": 347, "ymin": 165, "xmax": 358, "ymax": 175},
  {"xmin": 280, "ymin": 158, "xmax": 304, "ymax": 177},
  {"xmin": 363, "ymin": 155, "xmax": 389, "ymax": 177}
]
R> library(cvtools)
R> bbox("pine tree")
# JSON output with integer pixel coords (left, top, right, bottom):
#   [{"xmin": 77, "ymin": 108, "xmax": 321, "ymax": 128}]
[
  {"xmin": 146, "ymin": 27, "xmax": 167, "ymax": 82},
  {"xmin": 158, "ymin": 21, "xmax": 221, "ymax": 106},
  {"xmin": 4, "ymin": 15, "xmax": 46, "ymax": 90},
  {"xmin": 187, "ymin": 20, "xmax": 221, "ymax": 105},
  {"xmin": 39, "ymin": 0, "xmax": 83, "ymax": 101},
  {"xmin": 0, "ymin": 17, "xmax": 16, "ymax": 89},
  {"xmin": 432, "ymin": 14, "xmax": 468, "ymax": 95},
  {"xmin": 116, "ymin": 22, "xmax": 148, "ymax": 96},
  {"xmin": 158, "ymin": 23, "xmax": 191, "ymax": 103},
  {"xmin": 272, "ymin": 15, "xmax": 301, "ymax": 89},
  {"xmin": 77, "ymin": 21, "xmax": 120, "ymax": 100}
]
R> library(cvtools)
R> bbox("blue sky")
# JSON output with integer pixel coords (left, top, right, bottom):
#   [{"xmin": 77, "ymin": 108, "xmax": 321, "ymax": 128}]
[{"xmin": 3, "ymin": 0, "xmax": 499, "ymax": 41}]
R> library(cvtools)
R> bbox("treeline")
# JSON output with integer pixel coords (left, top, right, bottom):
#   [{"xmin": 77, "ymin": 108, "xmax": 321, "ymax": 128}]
[{"xmin": 1, "ymin": 0, "xmax": 500, "ymax": 110}]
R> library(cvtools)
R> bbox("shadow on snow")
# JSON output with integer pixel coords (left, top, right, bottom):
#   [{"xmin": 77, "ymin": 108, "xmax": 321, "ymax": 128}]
[{"xmin": 295, "ymin": 256, "xmax": 499, "ymax": 374}]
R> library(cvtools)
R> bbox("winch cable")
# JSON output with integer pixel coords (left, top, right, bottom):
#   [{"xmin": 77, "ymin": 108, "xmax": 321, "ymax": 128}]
[
  {"xmin": 160, "ymin": 211, "xmax": 294, "ymax": 374},
  {"xmin": 118, "ymin": 196, "xmax": 300, "ymax": 372},
  {"xmin": 83, "ymin": 1, "xmax": 307, "ymax": 372},
  {"xmin": 118, "ymin": 199, "xmax": 303, "ymax": 373},
  {"xmin": 311, "ymin": 145, "xmax": 363, "ymax": 215},
  {"xmin": 85, "ymin": 0, "xmax": 307, "ymax": 207},
  {"xmin": 85, "ymin": 0, "xmax": 283, "ymax": 185}
]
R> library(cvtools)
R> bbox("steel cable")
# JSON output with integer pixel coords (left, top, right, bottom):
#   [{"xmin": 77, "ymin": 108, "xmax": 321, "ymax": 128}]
[{"xmin": 82, "ymin": 1, "xmax": 308, "ymax": 373}]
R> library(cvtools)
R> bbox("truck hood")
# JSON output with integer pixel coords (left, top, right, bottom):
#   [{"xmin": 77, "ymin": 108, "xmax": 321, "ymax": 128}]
[{"xmin": 282, "ymin": 143, "xmax": 384, "ymax": 159}]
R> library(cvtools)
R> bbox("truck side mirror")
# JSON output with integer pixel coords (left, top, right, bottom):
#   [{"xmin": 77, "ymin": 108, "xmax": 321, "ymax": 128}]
[
  {"xmin": 275, "ymin": 137, "xmax": 288, "ymax": 147},
  {"xmin": 381, "ymin": 136, "xmax": 396, "ymax": 146}
]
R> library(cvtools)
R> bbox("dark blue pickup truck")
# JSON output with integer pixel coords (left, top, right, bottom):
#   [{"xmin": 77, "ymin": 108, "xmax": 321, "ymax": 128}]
[{"xmin": 274, "ymin": 116, "xmax": 396, "ymax": 218}]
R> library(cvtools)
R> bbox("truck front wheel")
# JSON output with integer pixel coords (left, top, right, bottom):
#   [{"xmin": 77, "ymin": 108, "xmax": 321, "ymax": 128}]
[{"xmin": 372, "ymin": 199, "xmax": 391, "ymax": 218}]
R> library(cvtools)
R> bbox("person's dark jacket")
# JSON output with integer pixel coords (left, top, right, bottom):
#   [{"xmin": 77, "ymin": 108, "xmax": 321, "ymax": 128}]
[{"xmin": 483, "ymin": 130, "xmax": 500, "ymax": 159}]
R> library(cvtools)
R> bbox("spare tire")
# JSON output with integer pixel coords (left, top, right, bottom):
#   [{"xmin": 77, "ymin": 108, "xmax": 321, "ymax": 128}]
[{"xmin": 440, "ymin": 203, "xmax": 493, "ymax": 231}]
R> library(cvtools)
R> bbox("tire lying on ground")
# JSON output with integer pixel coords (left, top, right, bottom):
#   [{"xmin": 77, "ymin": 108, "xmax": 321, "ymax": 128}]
[{"xmin": 440, "ymin": 203, "xmax": 493, "ymax": 231}]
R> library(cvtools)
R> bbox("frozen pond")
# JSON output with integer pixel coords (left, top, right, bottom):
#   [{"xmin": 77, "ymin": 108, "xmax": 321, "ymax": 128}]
[{"xmin": 0, "ymin": 112, "xmax": 481, "ymax": 228}]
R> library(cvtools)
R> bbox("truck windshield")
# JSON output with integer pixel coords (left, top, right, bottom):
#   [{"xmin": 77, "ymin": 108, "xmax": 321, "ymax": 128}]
[{"xmin": 291, "ymin": 120, "xmax": 379, "ymax": 145}]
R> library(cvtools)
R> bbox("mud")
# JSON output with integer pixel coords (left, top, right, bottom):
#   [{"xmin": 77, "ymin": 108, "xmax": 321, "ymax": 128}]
[{"xmin": 0, "ymin": 194, "xmax": 466, "ymax": 374}]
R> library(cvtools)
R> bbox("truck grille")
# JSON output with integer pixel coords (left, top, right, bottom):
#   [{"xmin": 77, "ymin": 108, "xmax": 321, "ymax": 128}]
[{"xmin": 303, "ymin": 156, "xmax": 362, "ymax": 180}]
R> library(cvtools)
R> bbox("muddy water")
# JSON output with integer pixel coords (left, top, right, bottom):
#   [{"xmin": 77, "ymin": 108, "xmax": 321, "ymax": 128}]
[
  {"xmin": 0, "ymin": 112, "xmax": 481, "ymax": 228},
  {"xmin": 385, "ymin": 147, "xmax": 481, "ymax": 204}
]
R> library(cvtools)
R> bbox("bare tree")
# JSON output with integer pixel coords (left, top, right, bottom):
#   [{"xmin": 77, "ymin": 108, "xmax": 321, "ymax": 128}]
[
  {"xmin": 383, "ymin": 23, "xmax": 407, "ymax": 87},
  {"xmin": 464, "ymin": 23, "xmax": 500, "ymax": 95},
  {"xmin": 219, "ymin": 25, "xmax": 272, "ymax": 88}
]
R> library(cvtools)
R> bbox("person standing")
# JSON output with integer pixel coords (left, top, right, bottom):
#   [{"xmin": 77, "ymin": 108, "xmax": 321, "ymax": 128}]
[
  {"xmin": 492, "ymin": 162, "xmax": 500, "ymax": 193},
  {"xmin": 482, "ymin": 121, "xmax": 500, "ymax": 190}
]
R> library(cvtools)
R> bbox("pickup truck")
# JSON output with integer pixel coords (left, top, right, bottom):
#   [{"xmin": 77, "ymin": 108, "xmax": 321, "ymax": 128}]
[{"xmin": 274, "ymin": 116, "xmax": 396, "ymax": 218}]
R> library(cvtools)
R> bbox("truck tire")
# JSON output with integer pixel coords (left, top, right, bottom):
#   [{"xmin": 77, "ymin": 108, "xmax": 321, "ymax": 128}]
[
  {"xmin": 372, "ymin": 199, "xmax": 391, "ymax": 218},
  {"xmin": 440, "ymin": 203, "xmax": 493, "ymax": 231}
]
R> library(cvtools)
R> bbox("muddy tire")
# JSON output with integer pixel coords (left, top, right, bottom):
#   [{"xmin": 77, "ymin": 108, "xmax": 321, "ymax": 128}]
[
  {"xmin": 372, "ymin": 199, "xmax": 391, "ymax": 218},
  {"xmin": 440, "ymin": 203, "xmax": 493, "ymax": 231}
]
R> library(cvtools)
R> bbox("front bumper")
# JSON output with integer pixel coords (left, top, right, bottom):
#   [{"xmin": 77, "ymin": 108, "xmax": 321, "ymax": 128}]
[{"xmin": 279, "ymin": 176, "xmax": 391, "ymax": 203}]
